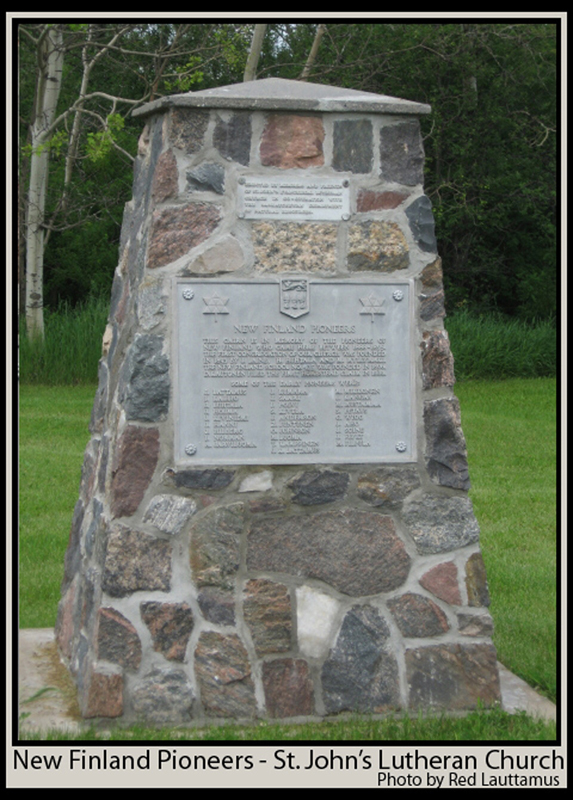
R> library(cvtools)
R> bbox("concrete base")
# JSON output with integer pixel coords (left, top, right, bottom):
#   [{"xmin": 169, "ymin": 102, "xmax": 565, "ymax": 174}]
[{"xmin": 17, "ymin": 629, "xmax": 556, "ymax": 735}]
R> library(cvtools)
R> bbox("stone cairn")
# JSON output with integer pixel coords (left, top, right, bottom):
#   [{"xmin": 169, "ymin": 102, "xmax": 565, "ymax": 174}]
[{"xmin": 56, "ymin": 78, "xmax": 501, "ymax": 725}]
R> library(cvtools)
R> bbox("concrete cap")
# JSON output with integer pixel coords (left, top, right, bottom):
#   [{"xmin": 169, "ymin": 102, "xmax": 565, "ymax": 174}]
[{"xmin": 133, "ymin": 77, "xmax": 431, "ymax": 118}]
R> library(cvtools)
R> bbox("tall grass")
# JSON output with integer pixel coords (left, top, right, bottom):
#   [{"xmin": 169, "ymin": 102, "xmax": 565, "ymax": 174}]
[
  {"xmin": 445, "ymin": 310, "xmax": 557, "ymax": 381},
  {"xmin": 19, "ymin": 297, "xmax": 109, "ymax": 385},
  {"xmin": 18, "ymin": 299, "xmax": 557, "ymax": 385}
]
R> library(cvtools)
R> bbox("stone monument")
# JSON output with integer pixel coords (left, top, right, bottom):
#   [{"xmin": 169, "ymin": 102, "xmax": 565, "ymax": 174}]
[{"xmin": 56, "ymin": 78, "xmax": 501, "ymax": 724}]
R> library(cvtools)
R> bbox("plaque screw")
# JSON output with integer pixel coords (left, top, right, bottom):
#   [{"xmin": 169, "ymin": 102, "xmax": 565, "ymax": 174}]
[
  {"xmin": 342, "ymin": 180, "xmax": 350, "ymax": 187},
  {"xmin": 182, "ymin": 289, "xmax": 194, "ymax": 300},
  {"xmin": 396, "ymin": 441, "xmax": 407, "ymax": 452},
  {"xmin": 238, "ymin": 177, "xmax": 246, "ymax": 185},
  {"xmin": 238, "ymin": 213, "xmax": 245, "ymax": 219},
  {"xmin": 185, "ymin": 444, "xmax": 197, "ymax": 456},
  {"xmin": 342, "ymin": 213, "xmax": 350, "ymax": 221},
  {"xmin": 393, "ymin": 290, "xmax": 404, "ymax": 302}
]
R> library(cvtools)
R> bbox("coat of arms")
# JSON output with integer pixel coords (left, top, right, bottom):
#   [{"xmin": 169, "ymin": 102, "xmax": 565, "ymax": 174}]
[{"xmin": 280, "ymin": 278, "xmax": 309, "ymax": 318}]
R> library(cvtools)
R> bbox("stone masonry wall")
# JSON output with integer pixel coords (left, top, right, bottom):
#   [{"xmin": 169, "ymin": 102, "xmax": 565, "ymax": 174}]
[{"xmin": 56, "ymin": 90, "xmax": 500, "ymax": 725}]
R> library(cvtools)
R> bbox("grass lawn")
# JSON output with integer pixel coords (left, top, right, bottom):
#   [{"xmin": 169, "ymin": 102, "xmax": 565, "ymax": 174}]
[{"xmin": 454, "ymin": 378, "xmax": 558, "ymax": 702}]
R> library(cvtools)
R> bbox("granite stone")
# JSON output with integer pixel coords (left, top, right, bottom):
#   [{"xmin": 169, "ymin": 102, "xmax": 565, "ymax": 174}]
[
  {"xmin": 147, "ymin": 203, "xmax": 221, "ymax": 269},
  {"xmin": 333, "ymin": 119, "xmax": 373, "ymax": 173},
  {"xmin": 263, "ymin": 659, "xmax": 314, "ymax": 718},
  {"xmin": 380, "ymin": 120, "xmax": 424, "ymax": 185},
  {"xmin": 110, "ymin": 426, "xmax": 160, "ymax": 518},
  {"xmin": 96, "ymin": 607, "xmax": 142, "ymax": 670},
  {"xmin": 131, "ymin": 668, "xmax": 194, "ymax": 724},
  {"xmin": 248, "ymin": 509, "xmax": 410, "ymax": 596},
  {"xmin": 388, "ymin": 592, "xmax": 450, "ymax": 638},
  {"xmin": 213, "ymin": 111, "xmax": 252, "ymax": 165},
  {"xmin": 406, "ymin": 643, "xmax": 501, "ymax": 709},
  {"xmin": 424, "ymin": 397, "xmax": 470, "ymax": 490},
  {"xmin": 403, "ymin": 495, "xmax": 480, "ymax": 554},
  {"xmin": 288, "ymin": 470, "xmax": 349, "ymax": 506},
  {"xmin": 102, "ymin": 527, "xmax": 172, "ymax": 597},
  {"xmin": 243, "ymin": 579, "xmax": 292, "ymax": 656},
  {"xmin": 140, "ymin": 601, "xmax": 195, "ymax": 661},
  {"xmin": 347, "ymin": 221, "xmax": 409, "ymax": 272},
  {"xmin": 406, "ymin": 195, "xmax": 437, "ymax": 252},
  {"xmin": 195, "ymin": 632, "xmax": 257, "ymax": 718},
  {"xmin": 322, "ymin": 605, "xmax": 400, "ymax": 714},
  {"xmin": 260, "ymin": 114, "xmax": 325, "ymax": 169}
]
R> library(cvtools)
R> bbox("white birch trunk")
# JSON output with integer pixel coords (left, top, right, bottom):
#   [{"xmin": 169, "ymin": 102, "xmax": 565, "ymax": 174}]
[{"xmin": 24, "ymin": 25, "xmax": 64, "ymax": 339}]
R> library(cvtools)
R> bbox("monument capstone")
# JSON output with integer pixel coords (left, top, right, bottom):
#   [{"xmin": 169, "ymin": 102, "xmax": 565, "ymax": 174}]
[{"xmin": 56, "ymin": 77, "xmax": 501, "ymax": 724}]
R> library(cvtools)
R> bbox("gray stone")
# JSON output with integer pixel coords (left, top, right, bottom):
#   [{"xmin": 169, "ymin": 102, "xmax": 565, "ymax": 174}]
[
  {"xmin": 190, "ymin": 503, "xmax": 245, "ymax": 590},
  {"xmin": 167, "ymin": 468, "xmax": 236, "ymax": 490},
  {"xmin": 458, "ymin": 612, "xmax": 494, "ymax": 637},
  {"xmin": 357, "ymin": 467, "xmax": 420, "ymax": 508},
  {"xmin": 197, "ymin": 587, "xmax": 236, "ymax": 626},
  {"xmin": 288, "ymin": 470, "xmax": 349, "ymax": 505},
  {"xmin": 131, "ymin": 668, "xmax": 194, "ymax": 725},
  {"xmin": 213, "ymin": 111, "xmax": 252, "ymax": 165},
  {"xmin": 186, "ymin": 162, "xmax": 225, "ymax": 194},
  {"xmin": 169, "ymin": 108, "xmax": 209, "ymax": 153},
  {"xmin": 421, "ymin": 330, "xmax": 456, "ymax": 390},
  {"xmin": 140, "ymin": 601, "xmax": 195, "ymax": 661},
  {"xmin": 322, "ymin": 605, "xmax": 400, "ymax": 714},
  {"xmin": 137, "ymin": 279, "xmax": 167, "ymax": 331},
  {"xmin": 424, "ymin": 397, "xmax": 470, "ymax": 490},
  {"xmin": 134, "ymin": 78, "xmax": 431, "ymax": 118},
  {"xmin": 380, "ymin": 120, "xmax": 424, "ymax": 185},
  {"xmin": 406, "ymin": 643, "xmax": 501, "ymax": 709},
  {"xmin": 333, "ymin": 119, "xmax": 373, "ymax": 173},
  {"xmin": 387, "ymin": 592, "xmax": 450, "ymax": 638},
  {"xmin": 247, "ymin": 509, "xmax": 410, "ymax": 596},
  {"xmin": 97, "ymin": 607, "xmax": 142, "ymax": 670},
  {"xmin": 183, "ymin": 236, "xmax": 245, "ymax": 275},
  {"xmin": 102, "ymin": 527, "xmax": 172, "ymax": 597},
  {"xmin": 120, "ymin": 334, "xmax": 170, "ymax": 422},
  {"xmin": 406, "ymin": 195, "xmax": 437, "ymax": 252},
  {"xmin": 89, "ymin": 360, "xmax": 108, "ymax": 434},
  {"xmin": 143, "ymin": 494, "xmax": 197, "ymax": 536},
  {"xmin": 61, "ymin": 500, "xmax": 84, "ymax": 593},
  {"xmin": 403, "ymin": 495, "xmax": 480, "ymax": 555},
  {"xmin": 195, "ymin": 632, "xmax": 257, "ymax": 718}
]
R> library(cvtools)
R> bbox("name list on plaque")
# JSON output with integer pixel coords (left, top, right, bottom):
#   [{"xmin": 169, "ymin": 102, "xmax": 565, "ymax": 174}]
[
  {"xmin": 175, "ymin": 279, "xmax": 413, "ymax": 465},
  {"xmin": 237, "ymin": 176, "xmax": 350, "ymax": 221}
]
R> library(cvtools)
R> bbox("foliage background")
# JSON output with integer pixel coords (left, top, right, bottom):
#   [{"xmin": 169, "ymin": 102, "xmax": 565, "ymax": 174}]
[{"xmin": 17, "ymin": 20, "xmax": 558, "ymax": 324}]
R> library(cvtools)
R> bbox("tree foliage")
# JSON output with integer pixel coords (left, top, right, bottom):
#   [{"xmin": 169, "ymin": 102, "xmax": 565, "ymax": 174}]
[{"xmin": 17, "ymin": 21, "xmax": 558, "ymax": 323}]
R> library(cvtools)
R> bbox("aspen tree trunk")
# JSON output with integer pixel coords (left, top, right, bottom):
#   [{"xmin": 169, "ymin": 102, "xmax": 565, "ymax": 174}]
[
  {"xmin": 24, "ymin": 25, "xmax": 64, "ymax": 339},
  {"xmin": 243, "ymin": 24, "xmax": 267, "ymax": 82}
]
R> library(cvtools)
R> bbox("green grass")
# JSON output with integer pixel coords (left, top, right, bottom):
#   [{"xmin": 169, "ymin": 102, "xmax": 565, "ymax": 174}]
[
  {"xmin": 454, "ymin": 378, "xmax": 558, "ymax": 702},
  {"xmin": 18, "ymin": 707, "xmax": 556, "ymax": 741},
  {"xmin": 19, "ymin": 297, "xmax": 109, "ymax": 385},
  {"xmin": 445, "ymin": 311, "xmax": 557, "ymax": 381},
  {"xmin": 18, "ymin": 378, "xmax": 557, "ymax": 740},
  {"xmin": 18, "ymin": 384, "xmax": 97, "ymax": 627}
]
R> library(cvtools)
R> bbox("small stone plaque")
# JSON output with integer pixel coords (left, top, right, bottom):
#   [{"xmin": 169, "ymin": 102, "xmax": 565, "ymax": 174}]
[
  {"xmin": 238, "ymin": 176, "xmax": 350, "ymax": 221},
  {"xmin": 175, "ymin": 279, "xmax": 413, "ymax": 465}
]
